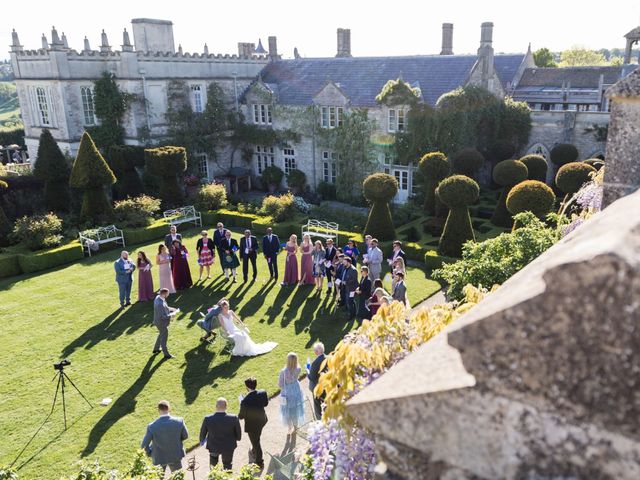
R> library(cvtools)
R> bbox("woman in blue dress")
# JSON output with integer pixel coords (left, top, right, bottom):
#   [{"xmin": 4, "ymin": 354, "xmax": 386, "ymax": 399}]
[
  {"xmin": 343, "ymin": 239, "xmax": 360, "ymax": 266},
  {"xmin": 278, "ymin": 352, "xmax": 306, "ymax": 434}
]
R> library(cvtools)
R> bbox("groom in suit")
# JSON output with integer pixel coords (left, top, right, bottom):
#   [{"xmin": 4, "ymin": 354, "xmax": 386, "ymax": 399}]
[
  {"xmin": 262, "ymin": 227, "xmax": 281, "ymax": 280},
  {"xmin": 213, "ymin": 222, "xmax": 228, "ymax": 273},
  {"xmin": 200, "ymin": 398, "xmax": 242, "ymax": 470},
  {"xmin": 114, "ymin": 250, "xmax": 136, "ymax": 307},
  {"xmin": 240, "ymin": 229, "xmax": 259, "ymax": 282},
  {"xmin": 153, "ymin": 288, "xmax": 177, "ymax": 359},
  {"xmin": 141, "ymin": 400, "xmax": 189, "ymax": 474},
  {"xmin": 238, "ymin": 377, "xmax": 268, "ymax": 469}
]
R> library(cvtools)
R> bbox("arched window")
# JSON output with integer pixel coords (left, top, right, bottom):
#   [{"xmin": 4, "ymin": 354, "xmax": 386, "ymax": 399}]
[
  {"xmin": 81, "ymin": 87, "xmax": 96, "ymax": 125},
  {"xmin": 191, "ymin": 84, "xmax": 203, "ymax": 113},
  {"xmin": 526, "ymin": 143, "xmax": 550, "ymax": 161},
  {"xmin": 36, "ymin": 87, "xmax": 51, "ymax": 126}
]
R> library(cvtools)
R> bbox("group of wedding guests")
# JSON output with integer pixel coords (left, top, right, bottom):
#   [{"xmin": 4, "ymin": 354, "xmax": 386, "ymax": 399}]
[{"xmin": 141, "ymin": 347, "xmax": 325, "ymax": 474}]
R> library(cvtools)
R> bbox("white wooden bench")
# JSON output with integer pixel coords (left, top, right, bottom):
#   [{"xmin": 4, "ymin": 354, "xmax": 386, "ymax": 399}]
[
  {"xmin": 79, "ymin": 225, "xmax": 125, "ymax": 257},
  {"xmin": 301, "ymin": 219, "xmax": 339, "ymax": 244},
  {"xmin": 163, "ymin": 205, "xmax": 202, "ymax": 228}
]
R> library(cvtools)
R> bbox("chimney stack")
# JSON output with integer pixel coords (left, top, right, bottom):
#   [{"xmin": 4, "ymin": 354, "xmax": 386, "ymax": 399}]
[
  {"xmin": 480, "ymin": 22, "xmax": 493, "ymax": 48},
  {"xmin": 83, "ymin": 36, "xmax": 91, "ymax": 52},
  {"xmin": 237, "ymin": 42, "xmax": 255, "ymax": 57},
  {"xmin": 440, "ymin": 23, "xmax": 453, "ymax": 55},
  {"xmin": 10, "ymin": 29, "xmax": 23, "ymax": 52},
  {"xmin": 50, "ymin": 26, "xmax": 63, "ymax": 50},
  {"xmin": 476, "ymin": 22, "xmax": 496, "ymax": 92},
  {"xmin": 336, "ymin": 28, "xmax": 352, "ymax": 57},
  {"xmin": 100, "ymin": 29, "xmax": 112, "ymax": 53},
  {"xmin": 41, "ymin": 33, "xmax": 49, "ymax": 50},
  {"xmin": 268, "ymin": 36, "xmax": 278, "ymax": 60},
  {"xmin": 122, "ymin": 28, "xmax": 133, "ymax": 52}
]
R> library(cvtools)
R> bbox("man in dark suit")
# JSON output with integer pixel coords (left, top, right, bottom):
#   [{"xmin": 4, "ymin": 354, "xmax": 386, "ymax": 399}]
[
  {"xmin": 240, "ymin": 229, "xmax": 259, "ymax": 282},
  {"xmin": 386, "ymin": 240, "xmax": 407, "ymax": 269},
  {"xmin": 213, "ymin": 222, "xmax": 228, "ymax": 273},
  {"xmin": 392, "ymin": 271, "xmax": 408, "ymax": 306},
  {"xmin": 141, "ymin": 400, "xmax": 189, "ymax": 474},
  {"xmin": 356, "ymin": 265, "xmax": 373, "ymax": 320},
  {"xmin": 340, "ymin": 257, "xmax": 359, "ymax": 319},
  {"xmin": 238, "ymin": 377, "xmax": 268, "ymax": 469},
  {"xmin": 333, "ymin": 254, "xmax": 345, "ymax": 301},
  {"xmin": 308, "ymin": 343, "xmax": 328, "ymax": 419},
  {"xmin": 324, "ymin": 239, "xmax": 337, "ymax": 295},
  {"xmin": 164, "ymin": 225, "xmax": 182, "ymax": 249},
  {"xmin": 153, "ymin": 288, "xmax": 177, "ymax": 359},
  {"xmin": 261, "ymin": 227, "xmax": 281, "ymax": 280},
  {"xmin": 199, "ymin": 397, "xmax": 242, "ymax": 470}
]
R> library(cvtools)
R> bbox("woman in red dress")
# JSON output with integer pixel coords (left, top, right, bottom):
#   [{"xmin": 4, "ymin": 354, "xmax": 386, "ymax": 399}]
[
  {"xmin": 170, "ymin": 240, "xmax": 193, "ymax": 290},
  {"xmin": 196, "ymin": 230, "xmax": 215, "ymax": 281},
  {"xmin": 136, "ymin": 251, "xmax": 155, "ymax": 301}
]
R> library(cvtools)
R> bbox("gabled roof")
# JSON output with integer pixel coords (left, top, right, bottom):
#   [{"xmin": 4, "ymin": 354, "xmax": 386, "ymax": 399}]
[
  {"xmin": 258, "ymin": 54, "xmax": 525, "ymax": 107},
  {"xmin": 517, "ymin": 66, "xmax": 638, "ymax": 89}
]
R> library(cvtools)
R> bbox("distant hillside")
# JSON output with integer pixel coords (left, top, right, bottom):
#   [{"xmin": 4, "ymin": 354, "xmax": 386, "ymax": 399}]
[{"xmin": 0, "ymin": 81, "xmax": 22, "ymax": 132}]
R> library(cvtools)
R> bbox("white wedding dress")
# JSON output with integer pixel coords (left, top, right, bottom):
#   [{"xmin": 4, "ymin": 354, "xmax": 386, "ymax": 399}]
[{"xmin": 219, "ymin": 311, "xmax": 278, "ymax": 357}]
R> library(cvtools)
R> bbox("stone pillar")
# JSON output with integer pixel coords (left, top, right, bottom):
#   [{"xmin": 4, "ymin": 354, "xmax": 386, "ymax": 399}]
[
  {"xmin": 476, "ymin": 22, "xmax": 495, "ymax": 90},
  {"xmin": 121, "ymin": 28, "xmax": 133, "ymax": 52},
  {"xmin": 237, "ymin": 42, "xmax": 255, "ymax": 57},
  {"xmin": 268, "ymin": 36, "xmax": 278, "ymax": 60},
  {"xmin": 440, "ymin": 23, "xmax": 453, "ymax": 55},
  {"xmin": 100, "ymin": 29, "xmax": 111, "ymax": 53},
  {"xmin": 603, "ymin": 68, "xmax": 640, "ymax": 207},
  {"xmin": 336, "ymin": 28, "xmax": 352, "ymax": 57},
  {"xmin": 83, "ymin": 36, "xmax": 91, "ymax": 52},
  {"xmin": 10, "ymin": 29, "xmax": 23, "ymax": 52}
]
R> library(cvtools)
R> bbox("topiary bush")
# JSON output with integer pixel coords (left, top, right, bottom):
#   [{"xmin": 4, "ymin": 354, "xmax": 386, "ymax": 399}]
[
  {"xmin": 286, "ymin": 168, "xmax": 306, "ymax": 192},
  {"xmin": 519, "ymin": 154, "xmax": 548, "ymax": 182},
  {"xmin": 33, "ymin": 129, "xmax": 70, "ymax": 212},
  {"xmin": 404, "ymin": 225, "xmax": 421, "ymax": 243},
  {"xmin": 10, "ymin": 213, "xmax": 64, "ymax": 251},
  {"xmin": 506, "ymin": 180, "xmax": 556, "ymax": 226},
  {"xmin": 550, "ymin": 143, "xmax": 579, "ymax": 167},
  {"xmin": 363, "ymin": 173, "xmax": 398, "ymax": 241},
  {"xmin": 113, "ymin": 195, "xmax": 161, "ymax": 227},
  {"xmin": 488, "ymin": 140, "xmax": 516, "ymax": 162},
  {"xmin": 418, "ymin": 151, "xmax": 449, "ymax": 215},
  {"xmin": 195, "ymin": 183, "xmax": 228, "ymax": 211},
  {"xmin": 583, "ymin": 158, "xmax": 604, "ymax": 171},
  {"xmin": 108, "ymin": 145, "xmax": 145, "ymax": 199},
  {"xmin": 259, "ymin": 192, "xmax": 296, "ymax": 222},
  {"xmin": 491, "ymin": 159, "xmax": 528, "ymax": 228},
  {"xmin": 316, "ymin": 180, "xmax": 337, "ymax": 200},
  {"xmin": 261, "ymin": 165, "xmax": 284, "ymax": 190},
  {"xmin": 69, "ymin": 132, "xmax": 116, "ymax": 222},
  {"xmin": 555, "ymin": 162, "xmax": 596, "ymax": 195},
  {"xmin": 436, "ymin": 175, "xmax": 479, "ymax": 257},
  {"xmin": 144, "ymin": 146, "xmax": 187, "ymax": 207},
  {"xmin": 450, "ymin": 148, "xmax": 485, "ymax": 177}
]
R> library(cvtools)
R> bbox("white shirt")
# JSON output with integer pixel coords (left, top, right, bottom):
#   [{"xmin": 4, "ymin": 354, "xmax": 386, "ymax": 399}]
[{"xmin": 245, "ymin": 236, "xmax": 251, "ymax": 254}]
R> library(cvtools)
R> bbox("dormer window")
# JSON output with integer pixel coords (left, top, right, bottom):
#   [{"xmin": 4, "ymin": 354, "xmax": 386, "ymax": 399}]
[
  {"xmin": 320, "ymin": 106, "xmax": 343, "ymax": 128},
  {"xmin": 388, "ymin": 108, "xmax": 406, "ymax": 133},
  {"xmin": 252, "ymin": 104, "xmax": 272, "ymax": 125}
]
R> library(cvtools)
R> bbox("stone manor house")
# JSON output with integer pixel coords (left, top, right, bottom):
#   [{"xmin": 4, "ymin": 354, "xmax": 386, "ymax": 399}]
[{"xmin": 9, "ymin": 19, "xmax": 640, "ymax": 202}]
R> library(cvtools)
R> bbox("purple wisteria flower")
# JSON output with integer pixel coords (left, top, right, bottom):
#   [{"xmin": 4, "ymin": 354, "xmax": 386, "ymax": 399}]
[{"xmin": 575, "ymin": 182, "xmax": 603, "ymax": 211}]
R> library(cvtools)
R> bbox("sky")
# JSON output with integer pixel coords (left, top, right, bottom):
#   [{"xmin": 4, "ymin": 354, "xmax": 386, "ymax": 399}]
[{"xmin": 3, "ymin": 0, "xmax": 640, "ymax": 60}]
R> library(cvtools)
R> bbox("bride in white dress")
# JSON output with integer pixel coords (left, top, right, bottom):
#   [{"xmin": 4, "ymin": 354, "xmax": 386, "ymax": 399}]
[{"xmin": 218, "ymin": 300, "xmax": 278, "ymax": 356}]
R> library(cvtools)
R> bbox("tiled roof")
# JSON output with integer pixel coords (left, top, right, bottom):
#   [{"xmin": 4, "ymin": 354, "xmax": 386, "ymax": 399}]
[
  {"xmin": 517, "ymin": 65, "xmax": 638, "ymax": 88},
  {"xmin": 258, "ymin": 54, "xmax": 525, "ymax": 107}
]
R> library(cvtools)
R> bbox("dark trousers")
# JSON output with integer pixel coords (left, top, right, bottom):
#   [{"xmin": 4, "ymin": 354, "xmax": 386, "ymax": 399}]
[
  {"xmin": 357, "ymin": 295, "xmax": 370, "ymax": 319},
  {"xmin": 216, "ymin": 248, "xmax": 225, "ymax": 273},
  {"xmin": 247, "ymin": 429, "xmax": 264, "ymax": 466},
  {"xmin": 326, "ymin": 266, "xmax": 334, "ymax": 285},
  {"xmin": 210, "ymin": 451, "xmax": 234, "ymax": 470},
  {"xmin": 309, "ymin": 384, "xmax": 323, "ymax": 419},
  {"xmin": 159, "ymin": 463, "xmax": 181, "ymax": 473},
  {"xmin": 153, "ymin": 323, "xmax": 169, "ymax": 355},
  {"xmin": 346, "ymin": 293, "xmax": 356, "ymax": 318},
  {"xmin": 242, "ymin": 254, "xmax": 257, "ymax": 280},
  {"xmin": 266, "ymin": 254, "xmax": 278, "ymax": 278}
]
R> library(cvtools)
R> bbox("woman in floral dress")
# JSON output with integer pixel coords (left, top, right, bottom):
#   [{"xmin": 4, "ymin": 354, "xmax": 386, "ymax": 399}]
[{"xmin": 196, "ymin": 230, "xmax": 215, "ymax": 281}]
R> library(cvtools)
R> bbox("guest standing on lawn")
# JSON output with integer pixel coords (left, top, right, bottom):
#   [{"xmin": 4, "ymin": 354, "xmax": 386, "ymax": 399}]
[
  {"xmin": 391, "ymin": 256, "xmax": 406, "ymax": 291},
  {"xmin": 153, "ymin": 288, "xmax": 178, "ymax": 359},
  {"xmin": 240, "ymin": 229, "xmax": 259, "ymax": 283},
  {"xmin": 299, "ymin": 234, "xmax": 314, "ymax": 286},
  {"xmin": 221, "ymin": 230, "xmax": 240, "ymax": 283},
  {"xmin": 262, "ymin": 227, "xmax": 281, "ymax": 281},
  {"xmin": 278, "ymin": 352, "xmax": 305, "ymax": 435},
  {"xmin": 356, "ymin": 265, "xmax": 372, "ymax": 320},
  {"xmin": 213, "ymin": 222, "xmax": 229, "ymax": 274},
  {"xmin": 114, "ymin": 250, "xmax": 136, "ymax": 308},
  {"xmin": 196, "ymin": 230, "xmax": 215, "ymax": 281},
  {"xmin": 156, "ymin": 244, "xmax": 175, "ymax": 294},
  {"xmin": 164, "ymin": 225, "xmax": 182, "ymax": 249},
  {"xmin": 282, "ymin": 234, "xmax": 299, "ymax": 286},
  {"xmin": 365, "ymin": 238, "xmax": 383, "ymax": 281},
  {"xmin": 324, "ymin": 239, "xmax": 337, "ymax": 294},
  {"xmin": 137, "ymin": 251, "xmax": 155, "ymax": 302},
  {"xmin": 311, "ymin": 240, "xmax": 326, "ymax": 293},
  {"xmin": 367, "ymin": 287, "xmax": 387, "ymax": 317},
  {"xmin": 170, "ymin": 240, "xmax": 193, "ymax": 290},
  {"xmin": 343, "ymin": 239, "xmax": 360, "ymax": 266}
]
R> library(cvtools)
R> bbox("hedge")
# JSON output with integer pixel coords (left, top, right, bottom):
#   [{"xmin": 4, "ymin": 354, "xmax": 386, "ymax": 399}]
[
  {"xmin": 17, "ymin": 241, "xmax": 84, "ymax": 274},
  {"xmin": 123, "ymin": 220, "xmax": 171, "ymax": 246},
  {"xmin": 0, "ymin": 254, "xmax": 21, "ymax": 278},
  {"xmin": 424, "ymin": 250, "xmax": 457, "ymax": 270}
]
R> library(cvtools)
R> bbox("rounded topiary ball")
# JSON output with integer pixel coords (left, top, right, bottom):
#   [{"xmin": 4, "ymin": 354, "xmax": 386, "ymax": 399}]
[
  {"xmin": 436, "ymin": 175, "xmax": 479, "ymax": 208},
  {"xmin": 506, "ymin": 180, "xmax": 556, "ymax": 218},
  {"xmin": 418, "ymin": 152, "xmax": 449, "ymax": 179},
  {"xmin": 519, "ymin": 154, "xmax": 548, "ymax": 182},
  {"xmin": 363, "ymin": 172, "xmax": 399, "ymax": 202},
  {"xmin": 451, "ymin": 148, "xmax": 485, "ymax": 176},
  {"xmin": 489, "ymin": 140, "xmax": 516, "ymax": 162},
  {"xmin": 550, "ymin": 143, "xmax": 579, "ymax": 167},
  {"xmin": 583, "ymin": 158, "xmax": 604, "ymax": 171},
  {"xmin": 555, "ymin": 162, "xmax": 596, "ymax": 195},
  {"xmin": 493, "ymin": 159, "xmax": 528, "ymax": 187}
]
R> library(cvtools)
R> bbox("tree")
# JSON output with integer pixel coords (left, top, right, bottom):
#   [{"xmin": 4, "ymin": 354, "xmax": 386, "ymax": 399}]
[
  {"xmin": 87, "ymin": 71, "xmax": 130, "ymax": 150},
  {"xmin": 491, "ymin": 159, "xmax": 529, "ymax": 228},
  {"xmin": 450, "ymin": 148, "xmax": 485, "ymax": 177},
  {"xmin": 559, "ymin": 47, "xmax": 607, "ymax": 67},
  {"xmin": 533, "ymin": 48, "xmax": 557, "ymax": 67},
  {"xmin": 33, "ymin": 129, "xmax": 70, "ymax": 211},
  {"xmin": 145, "ymin": 146, "xmax": 187, "ymax": 207},
  {"xmin": 108, "ymin": 145, "xmax": 145, "ymax": 199},
  {"xmin": 436, "ymin": 175, "xmax": 479, "ymax": 257},
  {"xmin": 519, "ymin": 154, "xmax": 548, "ymax": 182},
  {"xmin": 363, "ymin": 173, "xmax": 398, "ymax": 241},
  {"xmin": 418, "ymin": 152, "xmax": 449, "ymax": 215},
  {"xmin": 69, "ymin": 132, "xmax": 116, "ymax": 221}
]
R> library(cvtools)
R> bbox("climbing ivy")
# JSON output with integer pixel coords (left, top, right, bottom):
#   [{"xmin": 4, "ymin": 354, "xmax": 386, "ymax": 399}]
[
  {"xmin": 375, "ymin": 78, "xmax": 421, "ymax": 106},
  {"xmin": 87, "ymin": 72, "xmax": 134, "ymax": 150}
]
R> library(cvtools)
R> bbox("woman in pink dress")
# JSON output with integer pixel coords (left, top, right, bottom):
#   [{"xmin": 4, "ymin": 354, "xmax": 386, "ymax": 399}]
[
  {"xmin": 281, "ymin": 234, "xmax": 299, "ymax": 286},
  {"xmin": 299, "ymin": 233, "xmax": 315, "ymax": 285},
  {"xmin": 170, "ymin": 240, "xmax": 193, "ymax": 290},
  {"xmin": 156, "ymin": 244, "xmax": 175, "ymax": 294},
  {"xmin": 136, "ymin": 251, "xmax": 155, "ymax": 302}
]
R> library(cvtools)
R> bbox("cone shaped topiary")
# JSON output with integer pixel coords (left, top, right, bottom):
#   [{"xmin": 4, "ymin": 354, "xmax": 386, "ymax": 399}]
[
  {"xmin": 491, "ymin": 159, "xmax": 528, "ymax": 228},
  {"xmin": 363, "ymin": 173, "xmax": 398, "ymax": 241},
  {"xmin": 436, "ymin": 175, "xmax": 479, "ymax": 257},
  {"xmin": 145, "ymin": 146, "xmax": 187, "ymax": 207},
  {"xmin": 555, "ymin": 162, "xmax": 596, "ymax": 195},
  {"xmin": 418, "ymin": 152, "xmax": 449, "ymax": 215},
  {"xmin": 451, "ymin": 148, "xmax": 485, "ymax": 177},
  {"xmin": 69, "ymin": 132, "xmax": 116, "ymax": 221},
  {"xmin": 33, "ymin": 129, "xmax": 71, "ymax": 211},
  {"xmin": 519, "ymin": 154, "xmax": 548, "ymax": 182},
  {"xmin": 108, "ymin": 145, "xmax": 145, "ymax": 199},
  {"xmin": 550, "ymin": 143, "xmax": 579, "ymax": 167},
  {"xmin": 506, "ymin": 180, "xmax": 556, "ymax": 228}
]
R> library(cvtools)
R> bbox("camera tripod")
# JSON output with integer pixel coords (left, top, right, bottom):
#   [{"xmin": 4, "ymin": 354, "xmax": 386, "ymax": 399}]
[{"xmin": 51, "ymin": 365, "xmax": 93, "ymax": 430}]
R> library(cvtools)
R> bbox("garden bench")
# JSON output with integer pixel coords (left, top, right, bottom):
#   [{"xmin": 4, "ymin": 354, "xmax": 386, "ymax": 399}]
[
  {"xmin": 79, "ymin": 225, "xmax": 125, "ymax": 257},
  {"xmin": 162, "ymin": 205, "xmax": 202, "ymax": 228},
  {"xmin": 301, "ymin": 219, "xmax": 339, "ymax": 244}
]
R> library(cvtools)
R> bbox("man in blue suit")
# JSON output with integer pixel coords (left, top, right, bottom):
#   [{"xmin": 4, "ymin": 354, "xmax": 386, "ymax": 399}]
[
  {"xmin": 114, "ymin": 251, "xmax": 136, "ymax": 307},
  {"xmin": 262, "ymin": 227, "xmax": 281, "ymax": 281},
  {"xmin": 141, "ymin": 400, "xmax": 189, "ymax": 474},
  {"xmin": 213, "ymin": 222, "xmax": 228, "ymax": 273}
]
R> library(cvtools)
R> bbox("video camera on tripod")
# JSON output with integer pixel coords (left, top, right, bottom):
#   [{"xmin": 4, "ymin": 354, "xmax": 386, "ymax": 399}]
[{"xmin": 53, "ymin": 359, "xmax": 71, "ymax": 371}]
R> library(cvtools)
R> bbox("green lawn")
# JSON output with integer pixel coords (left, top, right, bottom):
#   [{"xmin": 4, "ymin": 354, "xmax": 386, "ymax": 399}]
[
  {"xmin": 0, "ymin": 82, "xmax": 21, "ymax": 131},
  {"xmin": 0, "ymin": 227, "xmax": 440, "ymax": 479}
]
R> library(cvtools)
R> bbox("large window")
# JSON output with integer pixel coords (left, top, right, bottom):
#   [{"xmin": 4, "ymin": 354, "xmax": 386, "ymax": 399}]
[
  {"xmin": 320, "ymin": 106, "xmax": 343, "ymax": 128},
  {"xmin": 394, "ymin": 169, "xmax": 408, "ymax": 191},
  {"xmin": 194, "ymin": 152, "xmax": 209, "ymax": 178},
  {"xmin": 191, "ymin": 85, "xmax": 204, "ymax": 113},
  {"xmin": 388, "ymin": 108, "xmax": 406, "ymax": 133},
  {"xmin": 80, "ymin": 87, "xmax": 96, "ymax": 126},
  {"xmin": 251, "ymin": 103, "xmax": 272, "ymax": 125},
  {"xmin": 283, "ymin": 147, "xmax": 296, "ymax": 174},
  {"xmin": 322, "ymin": 151, "xmax": 338, "ymax": 184},
  {"xmin": 36, "ymin": 87, "xmax": 51, "ymax": 126},
  {"xmin": 255, "ymin": 145, "xmax": 275, "ymax": 174}
]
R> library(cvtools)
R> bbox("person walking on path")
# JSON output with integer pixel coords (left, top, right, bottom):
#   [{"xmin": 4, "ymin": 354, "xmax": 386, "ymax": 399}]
[
  {"xmin": 278, "ymin": 352, "xmax": 305, "ymax": 435},
  {"xmin": 262, "ymin": 227, "xmax": 281, "ymax": 281},
  {"xmin": 114, "ymin": 250, "xmax": 136, "ymax": 308},
  {"xmin": 153, "ymin": 288, "xmax": 178, "ymax": 359},
  {"xmin": 238, "ymin": 377, "xmax": 268, "ymax": 469},
  {"xmin": 156, "ymin": 244, "xmax": 176, "ymax": 294},
  {"xmin": 141, "ymin": 400, "xmax": 189, "ymax": 475},
  {"xmin": 137, "ymin": 251, "xmax": 155, "ymax": 302},
  {"xmin": 307, "ymin": 343, "xmax": 328, "ymax": 420},
  {"xmin": 200, "ymin": 398, "xmax": 242, "ymax": 471}
]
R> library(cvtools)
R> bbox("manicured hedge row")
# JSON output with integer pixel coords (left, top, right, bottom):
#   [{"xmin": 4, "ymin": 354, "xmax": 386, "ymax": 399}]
[
  {"xmin": 0, "ymin": 254, "xmax": 21, "ymax": 278},
  {"xmin": 424, "ymin": 250, "xmax": 457, "ymax": 270},
  {"xmin": 17, "ymin": 241, "xmax": 84, "ymax": 274},
  {"xmin": 123, "ymin": 220, "xmax": 170, "ymax": 245}
]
